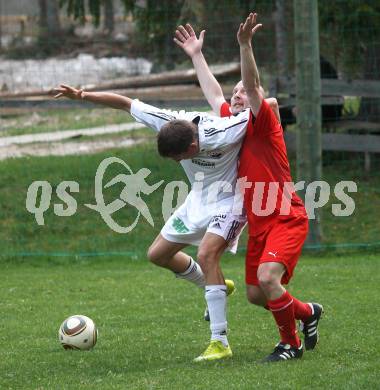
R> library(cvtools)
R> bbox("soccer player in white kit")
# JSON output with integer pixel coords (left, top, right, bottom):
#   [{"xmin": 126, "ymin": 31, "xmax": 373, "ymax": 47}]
[{"xmin": 53, "ymin": 85, "xmax": 250, "ymax": 361}]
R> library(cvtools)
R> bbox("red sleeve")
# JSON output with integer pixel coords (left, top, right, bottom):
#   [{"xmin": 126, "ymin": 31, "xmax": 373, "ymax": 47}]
[
  {"xmin": 220, "ymin": 102, "xmax": 232, "ymax": 117},
  {"xmin": 253, "ymin": 100, "xmax": 282, "ymax": 137}
]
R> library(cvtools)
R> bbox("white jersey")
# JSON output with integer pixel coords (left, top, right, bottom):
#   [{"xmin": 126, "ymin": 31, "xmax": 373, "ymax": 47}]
[{"xmin": 130, "ymin": 100, "xmax": 249, "ymax": 230}]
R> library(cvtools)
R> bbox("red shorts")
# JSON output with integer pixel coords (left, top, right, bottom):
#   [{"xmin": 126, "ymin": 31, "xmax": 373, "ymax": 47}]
[{"xmin": 245, "ymin": 215, "xmax": 308, "ymax": 286}]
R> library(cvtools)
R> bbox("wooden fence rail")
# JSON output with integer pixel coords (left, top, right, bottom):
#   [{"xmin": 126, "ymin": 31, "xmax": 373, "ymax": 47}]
[
  {"xmin": 272, "ymin": 77, "xmax": 380, "ymax": 98},
  {"xmin": 1, "ymin": 70, "xmax": 379, "ymax": 170}
]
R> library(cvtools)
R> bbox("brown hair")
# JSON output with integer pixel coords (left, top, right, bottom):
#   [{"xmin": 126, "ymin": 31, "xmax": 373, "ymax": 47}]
[{"xmin": 157, "ymin": 120, "xmax": 196, "ymax": 158}]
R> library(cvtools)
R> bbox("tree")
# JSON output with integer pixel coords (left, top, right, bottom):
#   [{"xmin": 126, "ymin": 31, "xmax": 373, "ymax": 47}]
[
  {"xmin": 273, "ymin": 0, "xmax": 289, "ymax": 77},
  {"xmin": 0, "ymin": 0, "xmax": 2, "ymax": 50},
  {"xmin": 173, "ymin": 0, "xmax": 274, "ymax": 64},
  {"xmin": 103, "ymin": 0, "xmax": 115, "ymax": 35},
  {"xmin": 59, "ymin": 0, "xmax": 98, "ymax": 26},
  {"xmin": 318, "ymin": 0, "xmax": 380, "ymax": 121},
  {"xmin": 130, "ymin": 0, "xmax": 183, "ymax": 69},
  {"xmin": 38, "ymin": 0, "xmax": 62, "ymax": 54},
  {"xmin": 59, "ymin": 0, "xmax": 182, "ymax": 66},
  {"xmin": 60, "ymin": 0, "xmax": 133, "ymax": 30},
  {"xmin": 39, "ymin": 0, "xmax": 62, "ymax": 38},
  {"xmin": 58, "ymin": 0, "xmax": 276, "ymax": 67}
]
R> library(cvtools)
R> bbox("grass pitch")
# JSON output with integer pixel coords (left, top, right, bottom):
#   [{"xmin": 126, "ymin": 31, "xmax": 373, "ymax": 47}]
[
  {"xmin": 1, "ymin": 253, "xmax": 379, "ymax": 389},
  {"xmin": 0, "ymin": 141, "xmax": 379, "ymax": 257},
  {"xmin": 0, "ymin": 115, "xmax": 379, "ymax": 388}
]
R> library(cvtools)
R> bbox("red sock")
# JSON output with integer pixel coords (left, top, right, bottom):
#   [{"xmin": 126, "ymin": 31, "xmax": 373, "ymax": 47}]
[
  {"xmin": 268, "ymin": 291, "xmax": 301, "ymax": 347},
  {"xmin": 293, "ymin": 297, "xmax": 312, "ymax": 321}
]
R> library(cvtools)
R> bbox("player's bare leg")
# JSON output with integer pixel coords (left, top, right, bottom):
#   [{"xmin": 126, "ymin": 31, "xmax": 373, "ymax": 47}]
[
  {"xmin": 147, "ymin": 234, "xmax": 189, "ymax": 271},
  {"xmin": 147, "ymin": 234, "xmax": 205, "ymax": 287},
  {"xmin": 194, "ymin": 233, "xmax": 232, "ymax": 362},
  {"xmin": 246, "ymin": 281, "xmax": 322, "ymax": 351},
  {"xmin": 258, "ymin": 262, "xmax": 303, "ymax": 362},
  {"xmin": 246, "ymin": 285, "xmax": 268, "ymax": 307}
]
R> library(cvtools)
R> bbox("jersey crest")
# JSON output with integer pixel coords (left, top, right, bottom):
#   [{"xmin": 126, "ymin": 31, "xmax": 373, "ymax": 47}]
[{"xmin": 206, "ymin": 149, "xmax": 224, "ymax": 159}]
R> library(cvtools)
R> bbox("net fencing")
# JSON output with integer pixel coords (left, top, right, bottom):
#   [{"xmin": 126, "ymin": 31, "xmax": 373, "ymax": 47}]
[{"xmin": 0, "ymin": 0, "xmax": 379, "ymax": 257}]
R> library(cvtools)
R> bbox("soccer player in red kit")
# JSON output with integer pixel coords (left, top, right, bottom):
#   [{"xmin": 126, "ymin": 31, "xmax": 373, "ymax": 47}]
[
  {"xmin": 236, "ymin": 13, "xmax": 324, "ymax": 362},
  {"xmin": 175, "ymin": 13, "xmax": 323, "ymax": 362}
]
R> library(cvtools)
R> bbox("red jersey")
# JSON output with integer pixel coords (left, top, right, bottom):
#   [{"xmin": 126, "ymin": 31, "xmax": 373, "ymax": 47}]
[{"xmin": 220, "ymin": 101, "xmax": 306, "ymax": 236}]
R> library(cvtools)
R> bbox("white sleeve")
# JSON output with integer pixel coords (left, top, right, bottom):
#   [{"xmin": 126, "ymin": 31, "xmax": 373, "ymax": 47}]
[
  {"xmin": 130, "ymin": 100, "xmax": 200, "ymax": 132},
  {"xmin": 200, "ymin": 109, "xmax": 250, "ymax": 150}
]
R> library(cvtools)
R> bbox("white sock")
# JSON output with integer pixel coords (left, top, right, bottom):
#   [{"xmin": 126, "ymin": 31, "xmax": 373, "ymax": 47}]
[
  {"xmin": 175, "ymin": 257, "xmax": 205, "ymax": 288},
  {"xmin": 205, "ymin": 285, "xmax": 228, "ymax": 346}
]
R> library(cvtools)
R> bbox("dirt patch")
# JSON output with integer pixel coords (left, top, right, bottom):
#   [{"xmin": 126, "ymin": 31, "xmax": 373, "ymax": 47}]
[
  {"xmin": 0, "ymin": 138, "xmax": 146, "ymax": 160},
  {"xmin": 0, "ymin": 120, "xmax": 150, "ymax": 160},
  {"xmin": 0, "ymin": 122, "xmax": 146, "ymax": 147}
]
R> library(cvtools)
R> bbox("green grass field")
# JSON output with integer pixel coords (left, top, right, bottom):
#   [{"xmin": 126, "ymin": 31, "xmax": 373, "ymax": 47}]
[
  {"xmin": 1, "ymin": 253, "xmax": 379, "ymax": 389},
  {"xmin": 1, "ymin": 108, "xmax": 379, "ymax": 388},
  {"xmin": 0, "ymin": 140, "xmax": 379, "ymax": 256},
  {"xmin": 0, "ymin": 108, "xmax": 136, "ymax": 137}
]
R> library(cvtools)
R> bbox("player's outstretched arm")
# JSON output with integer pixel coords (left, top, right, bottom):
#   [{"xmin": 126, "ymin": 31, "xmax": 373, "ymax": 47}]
[
  {"xmin": 174, "ymin": 23, "xmax": 225, "ymax": 114},
  {"xmin": 53, "ymin": 85, "xmax": 188, "ymax": 134},
  {"xmin": 237, "ymin": 13, "xmax": 263, "ymax": 117},
  {"xmin": 52, "ymin": 84, "xmax": 132, "ymax": 112}
]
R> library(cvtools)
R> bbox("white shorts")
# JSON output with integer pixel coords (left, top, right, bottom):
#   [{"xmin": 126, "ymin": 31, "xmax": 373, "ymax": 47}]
[{"xmin": 161, "ymin": 206, "xmax": 246, "ymax": 254}]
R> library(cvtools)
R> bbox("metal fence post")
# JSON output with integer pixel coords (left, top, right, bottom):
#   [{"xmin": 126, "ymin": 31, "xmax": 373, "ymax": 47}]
[{"xmin": 294, "ymin": 0, "xmax": 322, "ymax": 245}]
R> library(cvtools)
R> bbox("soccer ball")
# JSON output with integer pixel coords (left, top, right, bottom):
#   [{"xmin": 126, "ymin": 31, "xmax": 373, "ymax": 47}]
[{"xmin": 58, "ymin": 315, "xmax": 98, "ymax": 350}]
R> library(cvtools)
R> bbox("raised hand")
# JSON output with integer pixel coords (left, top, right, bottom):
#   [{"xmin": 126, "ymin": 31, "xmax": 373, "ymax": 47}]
[
  {"xmin": 52, "ymin": 84, "xmax": 84, "ymax": 100},
  {"xmin": 237, "ymin": 12, "xmax": 262, "ymax": 47},
  {"xmin": 173, "ymin": 23, "xmax": 205, "ymax": 58}
]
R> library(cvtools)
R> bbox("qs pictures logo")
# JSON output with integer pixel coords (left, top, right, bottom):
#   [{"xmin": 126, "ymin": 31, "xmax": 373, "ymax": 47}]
[{"xmin": 25, "ymin": 157, "xmax": 178, "ymax": 233}]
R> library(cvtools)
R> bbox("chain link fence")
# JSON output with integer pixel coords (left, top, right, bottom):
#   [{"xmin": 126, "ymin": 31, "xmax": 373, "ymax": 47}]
[{"xmin": 1, "ymin": 0, "xmax": 379, "ymax": 256}]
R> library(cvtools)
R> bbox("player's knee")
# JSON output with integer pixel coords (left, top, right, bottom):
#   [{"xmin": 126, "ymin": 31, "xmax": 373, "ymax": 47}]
[
  {"xmin": 257, "ymin": 272, "xmax": 278, "ymax": 293},
  {"xmin": 246, "ymin": 290, "xmax": 262, "ymax": 305},
  {"xmin": 246, "ymin": 291, "xmax": 256, "ymax": 304},
  {"xmin": 196, "ymin": 249, "xmax": 207, "ymax": 271},
  {"xmin": 246, "ymin": 287, "xmax": 268, "ymax": 306},
  {"xmin": 197, "ymin": 249, "xmax": 217, "ymax": 274},
  {"xmin": 257, "ymin": 263, "xmax": 283, "ymax": 293},
  {"xmin": 146, "ymin": 245, "xmax": 161, "ymax": 265}
]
